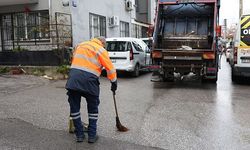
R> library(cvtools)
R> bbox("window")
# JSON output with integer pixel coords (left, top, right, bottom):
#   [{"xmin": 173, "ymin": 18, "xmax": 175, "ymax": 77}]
[
  {"xmin": 131, "ymin": 24, "xmax": 141, "ymax": 38},
  {"xmin": 14, "ymin": 10, "xmax": 49, "ymax": 40},
  {"xmin": 89, "ymin": 13, "xmax": 106, "ymax": 39},
  {"xmin": 132, "ymin": 41, "xmax": 143, "ymax": 52},
  {"xmin": 131, "ymin": 24, "xmax": 148, "ymax": 38},
  {"xmin": 141, "ymin": 26, "xmax": 148, "ymax": 38},
  {"xmin": 120, "ymin": 21, "xmax": 129, "ymax": 37},
  {"xmin": 106, "ymin": 41, "xmax": 129, "ymax": 52}
]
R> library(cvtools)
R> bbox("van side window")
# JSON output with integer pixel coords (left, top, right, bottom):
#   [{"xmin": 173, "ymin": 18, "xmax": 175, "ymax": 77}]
[
  {"xmin": 106, "ymin": 41, "xmax": 128, "ymax": 52},
  {"xmin": 132, "ymin": 42, "xmax": 143, "ymax": 52},
  {"xmin": 127, "ymin": 42, "xmax": 132, "ymax": 51}
]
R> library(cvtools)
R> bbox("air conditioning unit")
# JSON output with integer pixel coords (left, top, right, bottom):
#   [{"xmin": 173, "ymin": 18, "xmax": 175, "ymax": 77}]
[
  {"xmin": 125, "ymin": 0, "xmax": 133, "ymax": 11},
  {"xmin": 72, "ymin": 0, "xmax": 77, "ymax": 7},
  {"xmin": 62, "ymin": 0, "xmax": 69, "ymax": 7},
  {"xmin": 109, "ymin": 16, "xmax": 119, "ymax": 27}
]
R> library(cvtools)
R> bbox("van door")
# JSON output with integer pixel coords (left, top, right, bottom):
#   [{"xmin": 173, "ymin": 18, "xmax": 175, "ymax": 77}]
[
  {"xmin": 106, "ymin": 41, "xmax": 130, "ymax": 68},
  {"xmin": 132, "ymin": 41, "xmax": 145, "ymax": 67},
  {"xmin": 145, "ymin": 47, "xmax": 151, "ymax": 65}
]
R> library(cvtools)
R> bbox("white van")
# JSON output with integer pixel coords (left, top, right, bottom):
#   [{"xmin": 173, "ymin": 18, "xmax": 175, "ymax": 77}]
[
  {"xmin": 230, "ymin": 14, "xmax": 250, "ymax": 82},
  {"xmin": 106, "ymin": 37, "xmax": 150, "ymax": 77}
]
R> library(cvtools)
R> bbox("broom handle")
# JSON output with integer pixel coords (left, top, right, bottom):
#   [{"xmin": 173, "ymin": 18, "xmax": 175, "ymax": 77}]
[{"xmin": 113, "ymin": 91, "xmax": 119, "ymax": 118}]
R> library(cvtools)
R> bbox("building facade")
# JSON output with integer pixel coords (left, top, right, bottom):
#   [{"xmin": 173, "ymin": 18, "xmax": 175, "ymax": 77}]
[
  {"xmin": 0, "ymin": 0, "xmax": 71, "ymax": 52},
  {"xmin": 0, "ymin": 0, "xmax": 156, "ymax": 65},
  {"xmin": 70, "ymin": 0, "xmax": 156, "ymax": 46}
]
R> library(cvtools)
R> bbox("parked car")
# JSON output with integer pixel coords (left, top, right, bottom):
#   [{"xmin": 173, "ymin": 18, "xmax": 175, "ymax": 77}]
[{"xmin": 106, "ymin": 37, "xmax": 150, "ymax": 77}]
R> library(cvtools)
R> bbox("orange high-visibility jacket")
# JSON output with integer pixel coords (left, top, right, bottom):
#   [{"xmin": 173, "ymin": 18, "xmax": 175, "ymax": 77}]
[{"xmin": 71, "ymin": 38, "xmax": 117, "ymax": 82}]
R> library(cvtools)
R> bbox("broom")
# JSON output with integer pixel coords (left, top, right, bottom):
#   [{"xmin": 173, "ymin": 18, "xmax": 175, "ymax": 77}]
[{"xmin": 112, "ymin": 91, "xmax": 129, "ymax": 132}]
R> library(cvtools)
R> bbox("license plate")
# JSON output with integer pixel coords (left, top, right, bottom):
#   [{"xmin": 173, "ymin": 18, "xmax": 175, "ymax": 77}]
[{"xmin": 241, "ymin": 59, "xmax": 250, "ymax": 63}]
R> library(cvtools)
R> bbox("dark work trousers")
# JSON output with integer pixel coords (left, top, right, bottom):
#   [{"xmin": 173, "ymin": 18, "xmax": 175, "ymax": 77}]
[{"xmin": 67, "ymin": 90, "xmax": 100, "ymax": 138}]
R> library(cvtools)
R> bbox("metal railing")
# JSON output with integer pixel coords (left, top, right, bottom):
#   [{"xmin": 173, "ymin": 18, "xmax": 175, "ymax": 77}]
[{"xmin": 0, "ymin": 12, "xmax": 72, "ymax": 52}]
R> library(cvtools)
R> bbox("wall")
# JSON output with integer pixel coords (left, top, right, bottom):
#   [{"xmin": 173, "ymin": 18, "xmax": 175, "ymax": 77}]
[
  {"xmin": 50, "ymin": 0, "xmax": 70, "ymax": 19},
  {"xmin": 70, "ymin": 0, "xmax": 134, "ymax": 46},
  {"xmin": 149, "ymin": 0, "xmax": 157, "ymax": 24}
]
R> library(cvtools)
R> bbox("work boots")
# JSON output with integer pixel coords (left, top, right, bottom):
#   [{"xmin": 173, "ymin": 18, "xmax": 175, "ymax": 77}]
[
  {"xmin": 88, "ymin": 135, "xmax": 99, "ymax": 143},
  {"xmin": 88, "ymin": 119, "xmax": 98, "ymax": 143},
  {"xmin": 76, "ymin": 136, "xmax": 85, "ymax": 143}
]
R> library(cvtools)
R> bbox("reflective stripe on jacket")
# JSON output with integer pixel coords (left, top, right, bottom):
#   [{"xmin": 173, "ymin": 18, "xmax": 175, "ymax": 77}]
[{"xmin": 71, "ymin": 38, "xmax": 117, "ymax": 82}]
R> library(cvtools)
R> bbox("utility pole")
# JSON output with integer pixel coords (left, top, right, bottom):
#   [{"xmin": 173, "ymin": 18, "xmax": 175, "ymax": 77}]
[
  {"xmin": 224, "ymin": 19, "xmax": 227, "ymax": 39},
  {"xmin": 239, "ymin": 0, "xmax": 243, "ymax": 18}
]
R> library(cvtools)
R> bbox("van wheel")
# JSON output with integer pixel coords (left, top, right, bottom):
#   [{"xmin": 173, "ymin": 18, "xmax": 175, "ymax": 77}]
[{"xmin": 132, "ymin": 64, "xmax": 140, "ymax": 77}]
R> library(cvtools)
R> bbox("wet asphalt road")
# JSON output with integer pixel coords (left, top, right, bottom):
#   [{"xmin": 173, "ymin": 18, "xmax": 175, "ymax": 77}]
[{"xmin": 1, "ymin": 55, "xmax": 250, "ymax": 150}]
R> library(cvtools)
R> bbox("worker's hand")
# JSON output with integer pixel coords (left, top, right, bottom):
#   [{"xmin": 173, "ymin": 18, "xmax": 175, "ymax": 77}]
[{"xmin": 111, "ymin": 80, "xmax": 117, "ymax": 94}]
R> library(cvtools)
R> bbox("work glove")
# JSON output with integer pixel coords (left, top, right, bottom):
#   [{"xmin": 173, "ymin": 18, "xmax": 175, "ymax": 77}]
[{"xmin": 111, "ymin": 80, "xmax": 117, "ymax": 94}]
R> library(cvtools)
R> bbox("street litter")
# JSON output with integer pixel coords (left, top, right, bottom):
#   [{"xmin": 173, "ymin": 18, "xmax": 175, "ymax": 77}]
[{"xmin": 43, "ymin": 75, "xmax": 53, "ymax": 80}]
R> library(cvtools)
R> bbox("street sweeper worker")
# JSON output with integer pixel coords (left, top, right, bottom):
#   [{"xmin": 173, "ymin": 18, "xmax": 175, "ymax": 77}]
[{"xmin": 65, "ymin": 37, "xmax": 117, "ymax": 143}]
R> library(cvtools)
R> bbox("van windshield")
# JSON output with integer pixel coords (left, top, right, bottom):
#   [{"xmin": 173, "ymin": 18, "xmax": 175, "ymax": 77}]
[
  {"xmin": 106, "ymin": 41, "xmax": 129, "ymax": 52},
  {"xmin": 143, "ymin": 39, "xmax": 152, "ymax": 49}
]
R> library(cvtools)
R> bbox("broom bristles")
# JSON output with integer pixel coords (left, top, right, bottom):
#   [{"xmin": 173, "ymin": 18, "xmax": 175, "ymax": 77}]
[{"xmin": 116, "ymin": 117, "xmax": 129, "ymax": 132}]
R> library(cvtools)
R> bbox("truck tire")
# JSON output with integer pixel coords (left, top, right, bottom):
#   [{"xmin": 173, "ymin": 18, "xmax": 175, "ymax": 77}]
[
  {"xmin": 231, "ymin": 70, "xmax": 239, "ymax": 82},
  {"xmin": 163, "ymin": 72, "xmax": 174, "ymax": 82},
  {"xmin": 209, "ymin": 77, "xmax": 217, "ymax": 83},
  {"xmin": 132, "ymin": 64, "xmax": 140, "ymax": 77},
  {"xmin": 201, "ymin": 77, "xmax": 217, "ymax": 83}
]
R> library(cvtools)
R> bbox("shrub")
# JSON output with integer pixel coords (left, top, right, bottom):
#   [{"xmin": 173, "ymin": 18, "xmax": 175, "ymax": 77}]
[{"xmin": 56, "ymin": 65, "xmax": 70, "ymax": 74}]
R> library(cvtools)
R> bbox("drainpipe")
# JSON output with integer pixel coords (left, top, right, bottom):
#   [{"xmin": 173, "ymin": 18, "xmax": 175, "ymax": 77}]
[
  {"xmin": 49, "ymin": 0, "xmax": 53, "ymax": 23},
  {"xmin": 0, "ymin": 16, "xmax": 4, "ymax": 51},
  {"xmin": 239, "ymin": 0, "xmax": 243, "ymax": 18}
]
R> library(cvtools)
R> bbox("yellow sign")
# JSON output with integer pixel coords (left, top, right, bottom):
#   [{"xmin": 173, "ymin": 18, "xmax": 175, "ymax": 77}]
[{"xmin": 240, "ymin": 15, "xmax": 250, "ymax": 47}]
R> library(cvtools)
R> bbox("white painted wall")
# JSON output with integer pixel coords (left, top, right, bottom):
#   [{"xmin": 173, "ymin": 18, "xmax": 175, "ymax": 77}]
[
  {"xmin": 70, "ymin": 0, "xmax": 135, "ymax": 46},
  {"xmin": 50, "ymin": 0, "xmax": 70, "ymax": 19}
]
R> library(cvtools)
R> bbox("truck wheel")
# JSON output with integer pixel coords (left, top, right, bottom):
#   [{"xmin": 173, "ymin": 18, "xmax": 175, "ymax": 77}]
[
  {"xmin": 201, "ymin": 77, "xmax": 217, "ymax": 83},
  {"xmin": 209, "ymin": 78, "xmax": 217, "ymax": 83},
  {"xmin": 163, "ymin": 72, "xmax": 174, "ymax": 82},
  {"xmin": 232, "ymin": 75, "xmax": 236, "ymax": 82},
  {"xmin": 132, "ymin": 64, "xmax": 140, "ymax": 77},
  {"xmin": 231, "ymin": 70, "xmax": 238, "ymax": 82}
]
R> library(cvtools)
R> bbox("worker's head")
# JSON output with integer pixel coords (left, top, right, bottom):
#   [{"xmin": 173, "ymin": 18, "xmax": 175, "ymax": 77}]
[{"xmin": 96, "ymin": 36, "xmax": 106, "ymax": 47}]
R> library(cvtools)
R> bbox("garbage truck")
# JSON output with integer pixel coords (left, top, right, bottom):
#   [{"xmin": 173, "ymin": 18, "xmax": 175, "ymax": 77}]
[{"xmin": 151, "ymin": 0, "xmax": 221, "ymax": 83}]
